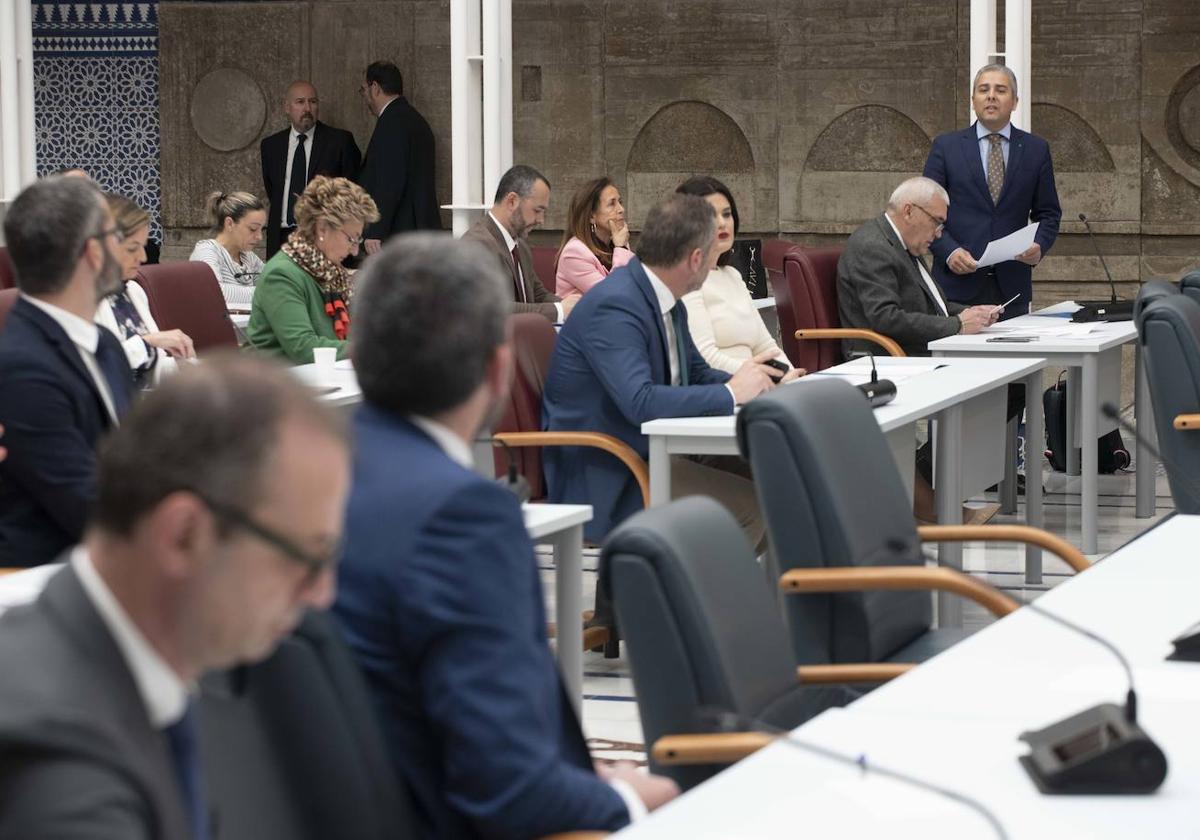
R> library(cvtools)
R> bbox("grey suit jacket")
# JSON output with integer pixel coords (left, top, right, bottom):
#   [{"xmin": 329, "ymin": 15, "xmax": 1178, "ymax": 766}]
[
  {"xmin": 0, "ymin": 566, "xmax": 192, "ymax": 840},
  {"xmin": 836, "ymin": 214, "xmax": 965, "ymax": 358},
  {"xmin": 461, "ymin": 215, "xmax": 559, "ymax": 321}
]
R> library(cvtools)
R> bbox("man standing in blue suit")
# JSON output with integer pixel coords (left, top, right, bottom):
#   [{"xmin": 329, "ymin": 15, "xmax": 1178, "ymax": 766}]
[
  {"xmin": 924, "ymin": 64, "xmax": 1062, "ymax": 317},
  {"xmin": 335, "ymin": 234, "xmax": 678, "ymax": 839},
  {"xmin": 543, "ymin": 194, "xmax": 794, "ymax": 548}
]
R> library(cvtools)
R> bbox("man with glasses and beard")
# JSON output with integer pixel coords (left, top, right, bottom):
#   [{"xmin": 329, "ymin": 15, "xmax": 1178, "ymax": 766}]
[{"xmin": 0, "ymin": 176, "xmax": 135, "ymax": 567}]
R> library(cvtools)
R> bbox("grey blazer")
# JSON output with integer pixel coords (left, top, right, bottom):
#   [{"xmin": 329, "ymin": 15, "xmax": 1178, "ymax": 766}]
[
  {"xmin": 836, "ymin": 214, "xmax": 965, "ymax": 358},
  {"xmin": 0, "ymin": 566, "xmax": 192, "ymax": 840},
  {"xmin": 461, "ymin": 214, "xmax": 560, "ymax": 321}
]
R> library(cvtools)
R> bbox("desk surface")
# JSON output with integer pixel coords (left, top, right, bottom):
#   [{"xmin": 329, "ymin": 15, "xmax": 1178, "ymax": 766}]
[
  {"xmin": 291, "ymin": 359, "xmax": 362, "ymax": 407},
  {"xmin": 929, "ymin": 302, "xmax": 1138, "ymax": 355},
  {"xmin": 523, "ymin": 503, "xmax": 592, "ymax": 540},
  {"xmin": 616, "ymin": 515, "xmax": 1200, "ymax": 839},
  {"xmin": 641, "ymin": 355, "xmax": 1044, "ymax": 438}
]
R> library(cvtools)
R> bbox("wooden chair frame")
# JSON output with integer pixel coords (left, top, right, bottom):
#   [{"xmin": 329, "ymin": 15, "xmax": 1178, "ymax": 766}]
[{"xmin": 794, "ymin": 328, "xmax": 905, "ymax": 360}]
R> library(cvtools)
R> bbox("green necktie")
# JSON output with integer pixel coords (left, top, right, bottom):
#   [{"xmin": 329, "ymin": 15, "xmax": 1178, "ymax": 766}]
[{"xmin": 671, "ymin": 303, "xmax": 689, "ymax": 386}]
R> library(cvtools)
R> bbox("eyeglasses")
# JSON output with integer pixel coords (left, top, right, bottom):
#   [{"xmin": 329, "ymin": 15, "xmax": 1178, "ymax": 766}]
[
  {"xmin": 81, "ymin": 225, "xmax": 124, "ymax": 257},
  {"xmin": 336, "ymin": 227, "xmax": 365, "ymax": 247},
  {"xmin": 912, "ymin": 204, "xmax": 947, "ymax": 232},
  {"xmin": 197, "ymin": 493, "xmax": 339, "ymax": 588}
]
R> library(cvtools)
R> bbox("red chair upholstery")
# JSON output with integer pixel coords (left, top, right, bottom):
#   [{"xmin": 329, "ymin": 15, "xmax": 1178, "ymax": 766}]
[
  {"xmin": 0, "ymin": 248, "xmax": 16, "ymax": 290},
  {"xmin": 529, "ymin": 245, "xmax": 558, "ymax": 293},
  {"xmin": 0, "ymin": 288, "xmax": 18, "ymax": 333},
  {"xmin": 493, "ymin": 314, "xmax": 559, "ymax": 500},
  {"xmin": 136, "ymin": 262, "xmax": 237, "ymax": 353}
]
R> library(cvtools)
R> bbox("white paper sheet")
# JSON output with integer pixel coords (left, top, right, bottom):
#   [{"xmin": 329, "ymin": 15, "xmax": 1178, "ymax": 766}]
[{"xmin": 976, "ymin": 221, "xmax": 1039, "ymax": 268}]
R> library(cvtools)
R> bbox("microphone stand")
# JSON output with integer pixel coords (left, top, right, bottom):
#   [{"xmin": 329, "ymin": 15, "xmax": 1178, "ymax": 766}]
[{"xmin": 1072, "ymin": 214, "xmax": 1134, "ymax": 322}]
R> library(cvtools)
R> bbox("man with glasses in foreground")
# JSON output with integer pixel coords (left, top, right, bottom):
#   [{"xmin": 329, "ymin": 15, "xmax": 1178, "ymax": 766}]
[
  {"xmin": 0, "ymin": 175, "xmax": 134, "ymax": 567},
  {"xmin": 0, "ymin": 353, "xmax": 350, "ymax": 838}
]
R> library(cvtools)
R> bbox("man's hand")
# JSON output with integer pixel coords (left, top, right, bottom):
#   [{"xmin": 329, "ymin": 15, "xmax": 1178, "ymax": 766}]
[
  {"xmin": 560, "ymin": 293, "xmax": 582, "ymax": 319},
  {"xmin": 1016, "ymin": 242, "xmax": 1042, "ymax": 266},
  {"xmin": 728, "ymin": 350, "xmax": 779, "ymax": 404},
  {"xmin": 143, "ymin": 329, "xmax": 196, "ymax": 359},
  {"xmin": 957, "ymin": 306, "xmax": 995, "ymax": 335},
  {"xmin": 609, "ymin": 218, "xmax": 630, "ymax": 249},
  {"xmin": 365, "ymin": 238, "xmax": 382, "ymax": 255},
  {"xmin": 947, "ymin": 248, "xmax": 978, "ymax": 275},
  {"xmin": 596, "ymin": 761, "xmax": 680, "ymax": 813},
  {"xmin": 779, "ymin": 365, "xmax": 806, "ymax": 384}
]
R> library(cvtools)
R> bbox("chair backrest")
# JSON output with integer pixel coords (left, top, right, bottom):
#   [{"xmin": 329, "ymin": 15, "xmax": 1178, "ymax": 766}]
[
  {"xmin": 736, "ymin": 378, "xmax": 929, "ymax": 664},
  {"xmin": 492, "ymin": 313, "xmax": 558, "ymax": 498},
  {"xmin": 762, "ymin": 240, "xmax": 845, "ymax": 372},
  {"xmin": 1179, "ymin": 269, "xmax": 1200, "ymax": 307},
  {"xmin": 0, "ymin": 248, "xmax": 14, "ymax": 290},
  {"xmin": 200, "ymin": 610, "xmax": 415, "ymax": 840},
  {"xmin": 1136, "ymin": 294, "xmax": 1200, "ymax": 514},
  {"xmin": 602, "ymin": 497, "xmax": 805, "ymax": 790},
  {"xmin": 529, "ymin": 245, "xmax": 558, "ymax": 292},
  {"xmin": 1133, "ymin": 279, "xmax": 1179, "ymax": 322},
  {"xmin": 136, "ymin": 262, "xmax": 238, "ymax": 352},
  {"xmin": 0, "ymin": 288, "xmax": 18, "ymax": 333}
]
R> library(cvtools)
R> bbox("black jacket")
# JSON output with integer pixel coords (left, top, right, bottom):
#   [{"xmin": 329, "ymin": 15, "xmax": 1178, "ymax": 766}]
[{"xmin": 357, "ymin": 97, "xmax": 442, "ymax": 239}]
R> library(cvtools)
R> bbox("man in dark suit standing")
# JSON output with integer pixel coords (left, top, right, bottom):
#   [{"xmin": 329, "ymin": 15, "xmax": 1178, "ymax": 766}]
[
  {"xmin": 260, "ymin": 80, "xmax": 361, "ymax": 257},
  {"xmin": 923, "ymin": 64, "xmax": 1062, "ymax": 317},
  {"xmin": 543, "ymin": 194, "xmax": 789, "ymax": 545},
  {"xmin": 335, "ymin": 234, "xmax": 678, "ymax": 839},
  {"xmin": 0, "ymin": 355, "xmax": 350, "ymax": 839},
  {"xmin": 461, "ymin": 164, "xmax": 580, "ymax": 322},
  {"xmin": 0, "ymin": 176, "xmax": 134, "ymax": 567},
  {"xmin": 357, "ymin": 61, "xmax": 442, "ymax": 255}
]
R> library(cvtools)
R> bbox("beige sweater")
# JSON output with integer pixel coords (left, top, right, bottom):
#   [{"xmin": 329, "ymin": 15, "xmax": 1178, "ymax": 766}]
[{"xmin": 682, "ymin": 265, "xmax": 790, "ymax": 375}]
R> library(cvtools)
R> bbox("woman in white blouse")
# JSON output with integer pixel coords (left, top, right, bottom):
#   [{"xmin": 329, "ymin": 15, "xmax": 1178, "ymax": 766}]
[
  {"xmin": 190, "ymin": 191, "xmax": 267, "ymax": 307},
  {"xmin": 94, "ymin": 194, "xmax": 195, "ymax": 388},
  {"xmin": 676, "ymin": 176, "xmax": 799, "ymax": 377}
]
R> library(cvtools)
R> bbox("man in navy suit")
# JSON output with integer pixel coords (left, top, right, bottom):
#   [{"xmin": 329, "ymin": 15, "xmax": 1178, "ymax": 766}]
[
  {"xmin": 543, "ymin": 194, "xmax": 791, "ymax": 545},
  {"xmin": 335, "ymin": 234, "xmax": 678, "ymax": 839},
  {"xmin": 924, "ymin": 64, "xmax": 1062, "ymax": 317},
  {"xmin": 0, "ymin": 176, "xmax": 134, "ymax": 567}
]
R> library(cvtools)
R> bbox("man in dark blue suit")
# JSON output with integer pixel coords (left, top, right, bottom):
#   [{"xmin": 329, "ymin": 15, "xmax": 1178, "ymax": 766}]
[
  {"xmin": 924, "ymin": 64, "xmax": 1062, "ymax": 317},
  {"xmin": 0, "ymin": 176, "xmax": 134, "ymax": 566},
  {"xmin": 335, "ymin": 234, "xmax": 678, "ymax": 839},
  {"xmin": 543, "ymin": 194, "xmax": 788, "ymax": 545}
]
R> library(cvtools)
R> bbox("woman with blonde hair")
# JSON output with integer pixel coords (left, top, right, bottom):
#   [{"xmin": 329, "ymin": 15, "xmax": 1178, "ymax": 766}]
[
  {"xmin": 189, "ymin": 191, "xmax": 267, "ymax": 307},
  {"xmin": 247, "ymin": 175, "xmax": 379, "ymax": 364},
  {"xmin": 554, "ymin": 176, "xmax": 634, "ymax": 296},
  {"xmin": 94, "ymin": 194, "xmax": 195, "ymax": 387}
]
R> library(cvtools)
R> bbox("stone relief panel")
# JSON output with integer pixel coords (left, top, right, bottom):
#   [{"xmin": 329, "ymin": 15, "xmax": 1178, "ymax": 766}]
[
  {"xmin": 805, "ymin": 106, "xmax": 930, "ymax": 172},
  {"xmin": 189, "ymin": 69, "xmax": 267, "ymax": 153}
]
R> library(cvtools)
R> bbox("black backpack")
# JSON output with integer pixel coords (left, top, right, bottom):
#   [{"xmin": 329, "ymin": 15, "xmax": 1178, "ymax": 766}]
[{"xmin": 1043, "ymin": 372, "xmax": 1131, "ymax": 474}]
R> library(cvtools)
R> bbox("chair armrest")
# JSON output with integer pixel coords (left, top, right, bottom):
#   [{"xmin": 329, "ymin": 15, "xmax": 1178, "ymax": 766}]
[
  {"xmin": 538, "ymin": 834, "xmax": 609, "ymax": 840},
  {"xmin": 779, "ymin": 566, "xmax": 1018, "ymax": 617},
  {"xmin": 652, "ymin": 733, "xmax": 774, "ymax": 765},
  {"xmin": 494, "ymin": 432, "xmax": 650, "ymax": 508},
  {"xmin": 794, "ymin": 328, "xmax": 905, "ymax": 358},
  {"xmin": 796, "ymin": 663, "xmax": 913, "ymax": 683},
  {"xmin": 1173, "ymin": 413, "xmax": 1200, "ymax": 430},
  {"xmin": 917, "ymin": 524, "xmax": 1090, "ymax": 574}
]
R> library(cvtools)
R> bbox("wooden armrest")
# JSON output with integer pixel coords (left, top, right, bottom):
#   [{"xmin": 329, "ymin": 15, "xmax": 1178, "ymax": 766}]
[
  {"xmin": 794, "ymin": 328, "xmax": 905, "ymax": 358},
  {"xmin": 779, "ymin": 566, "xmax": 1018, "ymax": 617},
  {"xmin": 796, "ymin": 663, "xmax": 913, "ymax": 683},
  {"xmin": 918, "ymin": 524, "xmax": 1090, "ymax": 574},
  {"xmin": 652, "ymin": 732, "xmax": 774, "ymax": 765},
  {"xmin": 538, "ymin": 834, "xmax": 609, "ymax": 840},
  {"xmin": 1173, "ymin": 413, "xmax": 1200, "ymax": 430},
  {"xmin": 0, "ymin": 569, "xmax": 22, "ymax": 577},
  {"xmin": 494, "ymin": 432, "xmax": 649, "ymax": 508}
]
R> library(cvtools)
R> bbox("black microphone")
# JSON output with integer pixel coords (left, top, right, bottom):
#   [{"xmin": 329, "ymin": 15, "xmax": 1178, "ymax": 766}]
[
  {"xmin": 700, "ymin": 708, "xmax": 1008, "ymax": 839},
  {"xmin": 856, "ymin": 352, "xmax": 897, "ymax": 407},
  {"xmin": 1015, "ymin": 596, "xmax": 1167, "ymax": 794},
  {"xmin": 1072, "ymin": 214, "xmax": 1134, "ymax": 322},
  {"xmin": 487, "ymin": 437, "xmax": 531, "ymax": 503}
]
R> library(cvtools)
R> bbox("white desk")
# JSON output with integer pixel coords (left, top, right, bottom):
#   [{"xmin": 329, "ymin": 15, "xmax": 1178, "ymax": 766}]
[
  {"xmin": 290, "ymin": 359, "xmax": 363, "ymax": 408},
  {"xmin": 642, "ymin": 355, "xmax": 1047, "ymax": 626},
  {"xmin": 617, "ymin": 514, "xmax": 1200, "ymax": 839},
  {"xmin": 752, "ymin": 296, "xmax": 775, "ymax": 311},
  {"xmin": 930, "ymin": 303, "xmax": 1153, "ymax": 555}
]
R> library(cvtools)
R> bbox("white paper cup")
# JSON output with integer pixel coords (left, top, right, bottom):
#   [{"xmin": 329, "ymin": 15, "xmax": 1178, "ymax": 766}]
[{"xmin": 313, "ymin": 347, "xmax": 337, "ymax": 379}]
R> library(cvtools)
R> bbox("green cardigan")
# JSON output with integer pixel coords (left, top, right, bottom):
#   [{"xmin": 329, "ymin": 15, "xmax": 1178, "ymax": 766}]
[{"xmin": 247, "ymin": 250, "xmax": 349, "ymax": 364}]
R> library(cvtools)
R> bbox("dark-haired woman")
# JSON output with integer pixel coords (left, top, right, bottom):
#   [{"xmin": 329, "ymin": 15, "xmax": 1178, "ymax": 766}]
[{"xmin": 554, "ymin": 177, "xmax": 634, "ymax": 297}]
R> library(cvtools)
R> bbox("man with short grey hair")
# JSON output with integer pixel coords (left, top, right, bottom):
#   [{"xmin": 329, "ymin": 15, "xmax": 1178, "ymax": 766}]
[{"xmin": 0, "ymin": 176, "xmax": 134, "ymax": 567}]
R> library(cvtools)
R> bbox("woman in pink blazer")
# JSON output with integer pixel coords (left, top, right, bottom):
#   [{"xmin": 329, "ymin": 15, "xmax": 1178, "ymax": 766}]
[{"xmin": 554, "ymin": 177, "xmax": 635, "ymax": 296}]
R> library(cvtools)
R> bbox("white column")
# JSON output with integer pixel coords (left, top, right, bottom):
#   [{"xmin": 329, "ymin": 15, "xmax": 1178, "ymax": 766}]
[
  {"xmin": 0, "ymin": 0, "xmax": 36, "ymax": 233},
  {"xmin": 968, "ymin": 0, "xmax": 1031, "ymax": 131}
]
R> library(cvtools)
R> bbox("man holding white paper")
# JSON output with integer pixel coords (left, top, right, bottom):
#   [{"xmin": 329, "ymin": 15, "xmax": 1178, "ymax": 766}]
[{"xmin": 923, "ymin": 64, "xmax": 1061, "ymax": 318}]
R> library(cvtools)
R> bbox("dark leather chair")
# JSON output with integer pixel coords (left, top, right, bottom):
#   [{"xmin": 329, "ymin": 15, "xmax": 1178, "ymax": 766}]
[
  {"xmin": 1136, "ymin": 294, "xmax": 1200, "ymax": 513},
  {"xmin": 736, "ymin": 378, "xmax": 1088, "ymax": 667},
  {"xmin": 762, "ymin": 239, "xmax": 900, "ymax": 371},
  {"xmin": 1133, "ymin": 279, "xmax": 1180, "ymax": 322},
  {"xmin": 1179, "ymin": 269, "xmax": 1200, "ymax": 307},
  {"xmin": 0, "ymin": 288, "xmax": 17, "ymax": 333},
  {"xmin": 136, "ymin": 262, "xmax": 237, "ymax": 352},
  {"xmin": 530, "ymin": 245, "xmax": 559, "ymax": 293},
  {"xmin": 0, "ymin": 248, "xmax": 14, "ymax": 290}
]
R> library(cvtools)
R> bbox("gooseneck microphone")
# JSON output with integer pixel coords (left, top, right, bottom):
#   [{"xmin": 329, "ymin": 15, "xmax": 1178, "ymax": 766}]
[
  {"xmin": 487, "ymin": 437, "xmax": 531, "ymax": 503},
  {"xmin": 1072, "ymin": 214, "xmax": 1134, "ymax": 322},
  {"xmin": 702, "ymin": 709, "xmax": 1008, "ymax": 839},
  {"xmin": 856, "ymin": 352, "xmax": 897, "ymax": 408}
]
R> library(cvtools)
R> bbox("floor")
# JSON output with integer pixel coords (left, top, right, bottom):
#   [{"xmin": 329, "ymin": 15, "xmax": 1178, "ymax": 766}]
[{"xmin": 538, "ymin": 460, "xmax": 1174, "ymax": 765}]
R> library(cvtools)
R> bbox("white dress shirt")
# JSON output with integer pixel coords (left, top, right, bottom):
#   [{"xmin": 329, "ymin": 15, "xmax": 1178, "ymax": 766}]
[
  {"xmin": 883, "ymin": 214, "xmax": 950, "ymax": 316},
  {"xmin": 72, "ymin": 546, "xmax": 189, "ymax": 728},
  {"xmin": 282, "ymin": 127, "xmax": 312, "ymax": 226},
  {"xmin": 22, "ymin": 293, "xmax": 119, "ymax": 423},
  {"xmin": 487, "ymin": 211, "xmax": 564, "ymax": 322},
  {"xmin": 976, "ymin": 120, "xmax": 1012, "ymax": 175}
]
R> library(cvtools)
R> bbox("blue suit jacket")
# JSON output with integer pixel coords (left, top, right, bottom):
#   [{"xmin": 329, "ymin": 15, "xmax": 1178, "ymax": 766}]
[
  {"xmin": 0, "ymin": 298, "xmax": 132, "ymax": 566},
  {"xmin": 924, "ymin": 123, "xmax": 1062, "ymax": 311},
  {"xmin": 542, "ymin": 258, "xmax": 733, "ymax": 539},
  {"xmin": 333, "ymin": 406, "xmax": 627, "ymax": 840}
]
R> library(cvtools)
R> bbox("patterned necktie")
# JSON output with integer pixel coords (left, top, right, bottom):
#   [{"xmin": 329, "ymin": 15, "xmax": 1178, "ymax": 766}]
[
  {"xmin": 287, "ymin": 132, "xmax": 308, "ymax": 226},
  {"xmin": 510, "ymin": 244, "xmax": 526, "ymax": 302},
  {"xmin": 986, "ymin": 133, "xmax": 1005, "ymax": 204},
  {"xmin": 92, "ymin": 333, "xmax": 133, "ymax": 419},
  {"xmin": 671, "ymin": 303, "xmax": 689, "ymax": 386},
  {"xmin": 164, "ymin": 700, "xmax": 210, "ymax": 840}
]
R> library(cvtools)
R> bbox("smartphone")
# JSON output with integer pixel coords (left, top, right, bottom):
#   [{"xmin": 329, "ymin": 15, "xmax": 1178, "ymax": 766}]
[
  {"xmin": 763, "ymin": 358, "xmax": 790, "ymax": 380},
  {"xmin": 985, "ymin": 336, "xmax": 1037, "ymax": 343}
]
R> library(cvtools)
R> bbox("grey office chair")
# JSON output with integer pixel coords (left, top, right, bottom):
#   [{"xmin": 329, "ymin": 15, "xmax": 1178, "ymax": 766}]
[
  {"xmin": 1133, "ymin": 279, "xmax": 1180, "ymax": 322},
  {"xmin": 1136, "ymin": 294, "xmax": 1200, "ymax": 513},
  {"xmin": 736, "ymin": 378, "xmax": 1088, "ymax": 667},
  {"xmin": 1179, "ymin": 269, "xmax": 1200, "ymax": 306}
]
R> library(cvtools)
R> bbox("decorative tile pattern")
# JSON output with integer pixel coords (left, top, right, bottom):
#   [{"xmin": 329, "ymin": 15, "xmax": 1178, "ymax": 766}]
[{"xmin": 32, "ymin": 2, "xmax": 162, "ymax": 239}]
